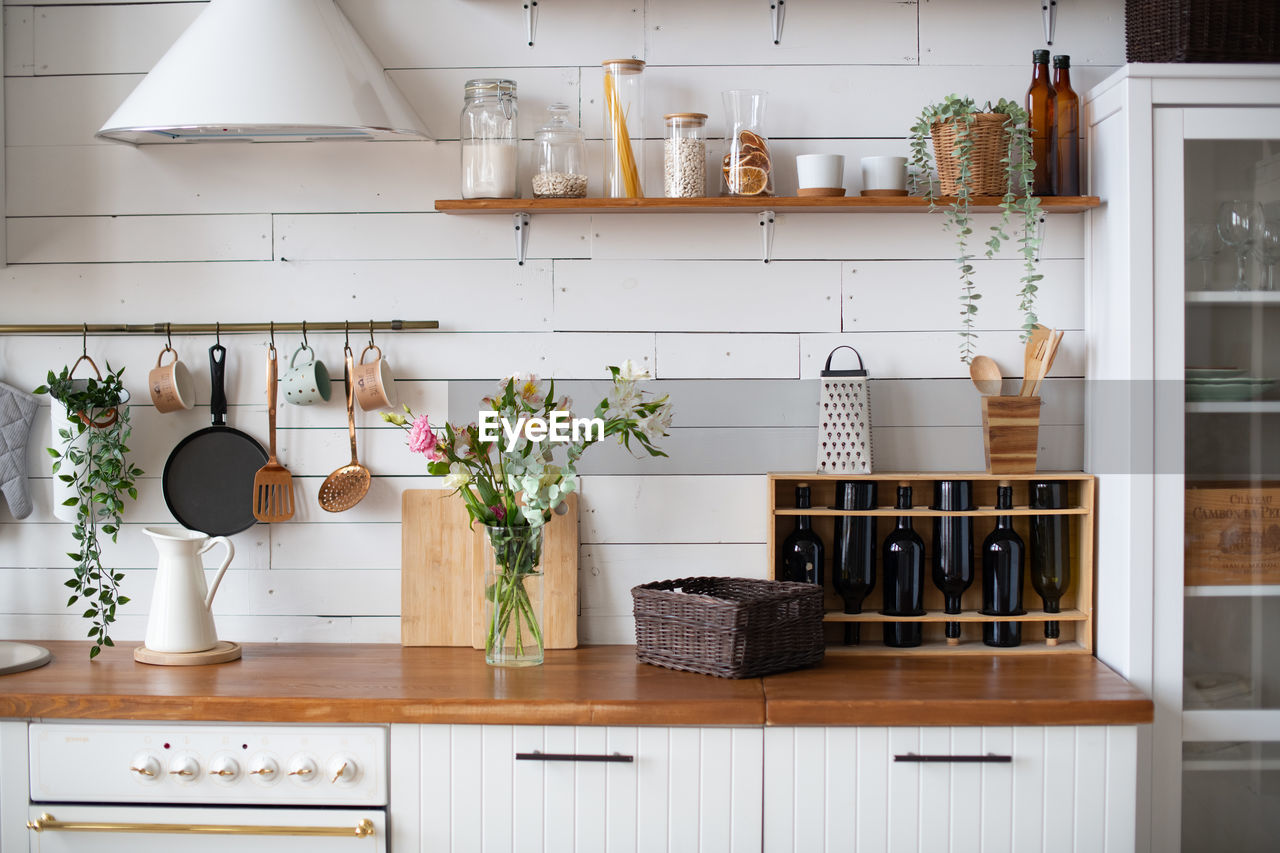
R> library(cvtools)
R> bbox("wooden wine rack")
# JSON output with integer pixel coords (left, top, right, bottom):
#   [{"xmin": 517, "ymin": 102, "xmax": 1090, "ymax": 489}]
[{"xmin": 767, "ymin": 472, "xmax": 1095, "ymax": 656}]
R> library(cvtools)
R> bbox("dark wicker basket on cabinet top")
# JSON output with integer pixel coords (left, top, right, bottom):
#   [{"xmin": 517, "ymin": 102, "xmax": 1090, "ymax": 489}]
[{"xmin": 1125, "ymin": 0, "xmax": 1280, "ymax": 62}]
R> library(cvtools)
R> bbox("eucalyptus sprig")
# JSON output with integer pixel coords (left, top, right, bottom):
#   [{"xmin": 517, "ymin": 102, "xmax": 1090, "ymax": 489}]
[
  {"xmin": 909, "ymin": 94, "xmax": 1046, "ymax": 361},
  {"xmin": 35, "ymin": 364, "xmax": 143, "ymax": 659}
]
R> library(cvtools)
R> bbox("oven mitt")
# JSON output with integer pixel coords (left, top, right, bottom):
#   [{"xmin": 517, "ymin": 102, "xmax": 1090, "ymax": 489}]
[{"xmin": 0, "ymin": 381, "xmax": 39, "ymax": 519}]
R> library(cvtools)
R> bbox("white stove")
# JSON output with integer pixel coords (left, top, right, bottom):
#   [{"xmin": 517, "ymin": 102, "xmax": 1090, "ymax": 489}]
[{"xmin": 25, "ymin": 723, "xmax": 387, "ymax": 851}]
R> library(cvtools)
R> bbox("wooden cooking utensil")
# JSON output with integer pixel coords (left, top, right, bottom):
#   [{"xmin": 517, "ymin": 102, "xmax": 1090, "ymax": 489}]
[
  {"xmin": 252, "ymin": 344, "xmax": 295, "ymax": 522},
  {"xmin": 969, "ymin": 355, "xmax": 1004, "ymax": 395},
  {"xmin": 1019, "ymin": 327, "xmax": 1052, "ymax": 395},
  {"xmin": 1030, "ymin": 329, "xmax": 1065, "ymax": 396},
  {"xmin": 318, "ymin": 346, "xmax": 371, "ymax": 512}
]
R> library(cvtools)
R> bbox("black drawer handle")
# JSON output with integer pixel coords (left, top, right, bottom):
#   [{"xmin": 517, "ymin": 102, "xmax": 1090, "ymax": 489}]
[
  {"xmin": 894, "ymin": 753, "xmax": 1012, "ymax": 763},
  {"xmin": 516, "ymin": 751, "xmax": 634, "ymax": 763}
]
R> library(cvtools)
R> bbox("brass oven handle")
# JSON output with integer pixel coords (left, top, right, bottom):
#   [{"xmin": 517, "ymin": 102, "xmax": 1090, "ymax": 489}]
[{"xmin": 26, "ymin": 814, "xmax": 375, "ymax": 838}]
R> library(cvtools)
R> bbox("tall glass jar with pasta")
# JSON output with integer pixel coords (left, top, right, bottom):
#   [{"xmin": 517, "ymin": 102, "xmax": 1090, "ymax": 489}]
[{"xmin": 602, "ymin": 59, "xmax": 645, "ymax": 198}]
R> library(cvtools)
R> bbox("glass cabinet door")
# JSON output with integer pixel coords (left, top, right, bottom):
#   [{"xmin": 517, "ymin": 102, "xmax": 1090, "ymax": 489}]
[{"xmin": 1160, "ymin": 108, "xmax": 1280, "ymax": 853}]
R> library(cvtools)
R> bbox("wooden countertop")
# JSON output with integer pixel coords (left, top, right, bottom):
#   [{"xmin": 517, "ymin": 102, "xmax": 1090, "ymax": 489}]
[{"xmin": 0, "ymin": 642, "xmax": 1151, "ymax": 727}]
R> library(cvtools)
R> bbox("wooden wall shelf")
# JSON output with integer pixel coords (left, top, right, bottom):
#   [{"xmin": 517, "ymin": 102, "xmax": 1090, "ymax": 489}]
[
  {"xmin": 435, "ymin": 196, "xmax": 1102, "ymax": 215},
  {"xmin": 767, "ymin": 472, "xmax": 1096, "ymax": 656}
]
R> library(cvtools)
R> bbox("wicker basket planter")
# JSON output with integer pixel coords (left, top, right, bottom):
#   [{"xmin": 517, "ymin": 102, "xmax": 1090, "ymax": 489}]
[
  {"xmin": 930, "ymin": 113, "xmax": 1011, "ymax": 197},
  {"xmin": 1125, "ymin": 0, "xmax": 1280, "ymax": 62},
  {"xmin": 631, "ymin": 576, "xmax": 825, "ymax": 678}
]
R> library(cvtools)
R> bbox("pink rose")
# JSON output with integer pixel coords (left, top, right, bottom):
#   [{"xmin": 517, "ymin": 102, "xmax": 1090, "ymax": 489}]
[
  {"xmin": 407, "ymin": 415, "xmax": 441, "ymax": 460},
  {"xmin": 490, "ymin": 504, "xmax": 506, "ymax": 521}
]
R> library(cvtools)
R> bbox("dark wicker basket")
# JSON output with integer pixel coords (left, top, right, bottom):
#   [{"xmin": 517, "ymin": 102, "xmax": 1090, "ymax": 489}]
[
  {"xmin": 632, "ymin": 577, "xmax": 825, "ymax": 679},
  {"xmin": 1125, "ymin": 0, "xmax": 1280, "ymax": 62}
]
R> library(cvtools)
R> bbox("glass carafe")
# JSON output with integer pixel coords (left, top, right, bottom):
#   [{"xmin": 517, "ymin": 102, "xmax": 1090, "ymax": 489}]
[
  {"xmin": 722, "ymin": 89, "xmax": 773, "ymax": 197},
  {"xmin": 532, "ymin": 103, "xmax": 587, "ymax": 198},
  {"xmin": 460, "ymin": 79, "xmax": 518, "ymax": 199}
]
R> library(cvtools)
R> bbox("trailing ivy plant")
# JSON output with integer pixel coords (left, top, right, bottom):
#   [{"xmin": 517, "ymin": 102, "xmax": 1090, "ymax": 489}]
[
  {"xmin": 909, "ymin": 94, "xmax": 1044, "ymax": 363},
  {"xmin": 35, "ymin": 364, "xmax": 143, "ymax": 659}
]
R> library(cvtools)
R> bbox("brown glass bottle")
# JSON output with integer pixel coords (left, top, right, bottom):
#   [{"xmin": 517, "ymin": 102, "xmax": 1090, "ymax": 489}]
[
  {"xmin": 1025, "ymin": 50, "xmax": 1055, "ymax": 196},
  {"xmin": 1051, "ymin": 55, "xmax": 1080, "ymax": 196}
]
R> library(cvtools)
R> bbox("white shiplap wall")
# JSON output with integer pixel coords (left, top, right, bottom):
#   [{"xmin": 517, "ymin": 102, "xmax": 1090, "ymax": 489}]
[{"xmin": 0, "ymin": 0, "xmax": 1125, "ymax": 645}]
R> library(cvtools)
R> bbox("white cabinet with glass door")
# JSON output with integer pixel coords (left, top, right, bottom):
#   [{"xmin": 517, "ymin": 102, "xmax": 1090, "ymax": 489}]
[{"xmin": 1086, "ymin": 65, "xmax": 1280, "ymax": 853}]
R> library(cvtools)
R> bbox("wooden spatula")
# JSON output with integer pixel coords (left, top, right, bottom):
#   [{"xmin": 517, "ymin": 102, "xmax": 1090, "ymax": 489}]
[
  {"xmin": 252, "ymin": 344, "xmax": 295, "ymax": 522},
  {"xmin": 1019, "ymin": 324, "xmax": 1052, "ymax": 395}
]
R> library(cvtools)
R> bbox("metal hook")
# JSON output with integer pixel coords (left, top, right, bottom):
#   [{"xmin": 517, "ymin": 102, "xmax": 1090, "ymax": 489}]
[
  {"xmin": 301, "ymin": 320, "xmax": 309, "ymax": 348},
  {"xmin": 82, "ymin": 323, "xmax": 88, "ymax": 357},
  {"xmin": 166, "ymin": 322, "xmax": 173, "ymax": 350},
  {"xmin": 368, "ymin": 319, "xmax": 376, "ymax": 349},
  {"xmin": 269, "ymin": 320, "xmax": 275, "ymax": 349},
  {"xmin": 344, "ymin": 321, "xmax": 350, "ymax": 349},
  {"xmin": 216, "ymin": 322, "xmax": 221, "ymax": 346}
]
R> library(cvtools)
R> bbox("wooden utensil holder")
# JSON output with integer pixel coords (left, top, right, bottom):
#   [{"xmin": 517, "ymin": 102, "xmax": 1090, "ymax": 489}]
[{"xmin": 981, "ymin": 396, "xmax": 1041, "ymax": 474}]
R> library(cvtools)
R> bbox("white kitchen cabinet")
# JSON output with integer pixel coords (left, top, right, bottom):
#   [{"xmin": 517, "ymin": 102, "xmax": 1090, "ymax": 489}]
[
  {"xmin": 409, "ymin": 724, "xmax": 763, "ymax": 853},
  {"xmin": 763, "ymin": 725, "xmax": 1138, "ymax": 853}
]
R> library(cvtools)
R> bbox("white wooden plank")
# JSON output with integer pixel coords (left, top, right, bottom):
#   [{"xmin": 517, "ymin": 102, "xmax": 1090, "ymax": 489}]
[
  {"xmin": 0, "ymin": 566, "xmax": 249, "ymax": 619},
  {"xmin": 7, "ymin": 74, "xmax": 138, "ymax": 146},
  {"xmin": 730, "ymin": 728, "xmax": 763, "ymax": 853},
  {"xmin": 574, "ymin": 726, "xmax": 609, "ymax": 853},
  {"xmin": 855, "ymin": 727, "xmax": 889, "ymax": 853},
  {"xmin": 390, "ymin": 67, "xmax": 580, "ymax": 142},
  {"xmin": 844, "ymin": 260, "xmax": 1086, "ymax": 332},
  {"xmin": 950, "ymin": 728, "xmax": 985, "ymax": 853},
  {"xmin": 1043, "ymin": 727, "xmax": 1077, "ymax": 853},
  {"xmin": 886, "ymin": 727, "xmax": 920, "ymax": 853},
  {"xmin": 31, "ymin": 3, "xmax": 200, "ymax": 75},
  {"xmin": 668, "ymin": 727, "xmax": 701, "ymax": 853},
  {"xmin": 1012, "ymin": 727, "xmax": 1047, "ymax": 853},
  {"xmin": 579, "ymin": 544, "xmax": 767, "ymax": 617},
  {"xmin": 544, "ymin": 726, "xmax": 576, "ymax": 853},
  {"xmin": 656, "ymin": 334, "xmax": 799, "ymax": 379},
  {"xmin": 268, "ymin": 523, "xmax": 398, "ymax": 570},
  {"xmin": 0, "ymin": 521, "xmax": 270, "ymax": 571},
  {"xmin": 1073, "ymin": 726, "xmax": 1108, "ymax": 853},
  {"xmin": 3, "ymin": 6, "xmax": 34, "ymax": 77},
  {"xmin": 1103, "ymin": 727, "xmax": 1138, "ymax": 853},
  {"xmin": 792, "ymin": 727, "xmax": 827, "ymax": 853},
  {"xmin": 578, "ymin": 476, "xmax": 767, "ymax": 544},
  {"xmin": 801, "ymin": 331, "xmax": 1087, "ymax": 380},
  {"xmin": 481, "ymin": 722, "xmax": 514, "ymax": 850},
  {"xmin": 605, "ymin": 727, "xmax": 639, "ymax": 853},
  {"xmin": 246, "ymin": 569, "xmax": 398, "ymax": 616},
  {"xmin": 980, "ymin": 727, "xmax": 1015, "ymax": 853},
  {"xmin": 920, "ymin": 0, "xmax": 1125, "ymax": 66},
  {"xmin": 636, "ymin": 728, "xmax": 671, "ymax": 853},
  {"xmin": 646, "ymin": 0, "xmax": 918, "ymax": 66},
  {"xmin": 450, "ymin": 725, "xmax": 485, "ymax": 853},
  {"xmin": 389, "ymin": 725, "xmax": 422, "ymax": 853},
  {"xmin": 420, "ymin": 725, "xmax": 452, "ymax": 853},
  {"xmin": 554, "ymin": 260, "xmax": 842, "ymax": 333},
  {"xmin": 274, "ymin": 212, "xmax": 590, "ymax": 261},
  {"xmin": 763, "ymin": 728, "xmax": 796, "ymax": 853},
  {"xmin": 917, "ymin": 727, "xmax": 950, "ymax": 853},
  {"xmin": 575, "ymin": 614, "xmax": 634, "ymax": 645},
  {"xmin": 699, "ymin": 728, "xmax": 735, "ymax": 853},
  {"xmin": 817, "ymin": 727, "xmax": 852, "ymax": 852},
  {"xmin": 8, "ymin": 215, "xmax": 272, "ymax": 264},
  {"xmin": 513, "ymin": 726, "xmax": 546, "ymax": 853}
]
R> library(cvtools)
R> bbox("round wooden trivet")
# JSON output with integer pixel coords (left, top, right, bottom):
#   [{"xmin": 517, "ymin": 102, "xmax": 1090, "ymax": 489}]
[{"xmin": 134, "ymin": 641, "xmax": 242, "ymax": 666}]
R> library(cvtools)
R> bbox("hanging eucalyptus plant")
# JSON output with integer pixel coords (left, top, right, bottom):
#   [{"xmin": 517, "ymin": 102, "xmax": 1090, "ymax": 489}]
[{"xmin": 908, "ymin": 94, "xmax": 1044, "ymax": 363}]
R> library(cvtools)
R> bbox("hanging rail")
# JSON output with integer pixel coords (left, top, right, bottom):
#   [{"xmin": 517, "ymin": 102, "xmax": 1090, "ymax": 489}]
[{"xmin": 0, "ymin": 320, "xmax": 438, "ymax": 335}]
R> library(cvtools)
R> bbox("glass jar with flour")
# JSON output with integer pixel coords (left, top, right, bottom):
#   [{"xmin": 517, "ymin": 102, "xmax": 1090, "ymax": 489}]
[{"xmin": 460, "ymin": 79, "xmax": 518, "ymax": 198}]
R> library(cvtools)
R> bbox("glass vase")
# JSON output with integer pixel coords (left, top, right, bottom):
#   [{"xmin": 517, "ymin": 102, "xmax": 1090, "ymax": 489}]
[{"xmin": 482, "ymin": 523, "xmax": 545, "ymax": 667}]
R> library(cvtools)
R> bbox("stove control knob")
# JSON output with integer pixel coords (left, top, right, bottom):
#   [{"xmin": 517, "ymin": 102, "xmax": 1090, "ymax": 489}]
[
  {"xmin": 208, "ymin": 755, "xmax": 240, "ymax": 782},
  {"xmin": 327, "ymin": 755, "xmax": 359, "ymax": 785},
  {"xmin": 247, "ymin": 754, "xmax": 279, "ymax": 784},
  {"xmin": 286, "ymin": 755, "xmax": 318, "ymax": 784},
  {"xmin": 167, "ymin": 754, "xmax": 200, "ymax": 782},
  {"xmin": 129, "ymin": 752, "xmax": 161, "ymax": 782}
]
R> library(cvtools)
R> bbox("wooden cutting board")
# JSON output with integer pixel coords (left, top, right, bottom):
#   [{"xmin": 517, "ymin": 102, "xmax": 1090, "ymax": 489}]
[{"xmin": 401, "ymin": 490, "xmax": 579, "ymax": 649}]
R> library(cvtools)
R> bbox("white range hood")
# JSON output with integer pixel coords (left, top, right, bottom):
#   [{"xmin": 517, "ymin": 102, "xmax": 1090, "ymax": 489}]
[{"xmin": 96, "ymin": 0, "xmax": 429, "ymax": 143}]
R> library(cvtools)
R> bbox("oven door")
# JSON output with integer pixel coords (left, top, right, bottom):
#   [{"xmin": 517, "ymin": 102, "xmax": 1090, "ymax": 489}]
[{"xmin": 27, "ymin": 805, "xmax": 385, "ymax": 852}]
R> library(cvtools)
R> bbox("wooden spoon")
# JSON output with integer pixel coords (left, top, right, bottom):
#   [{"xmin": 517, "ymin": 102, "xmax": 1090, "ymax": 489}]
[
  {"xmin": 318, "ymin": 346, "xmax": 371, "ymax": 512},
  {"xmin": 969, "ymin": 355, "xmax": 1003, "ymax": 396}
]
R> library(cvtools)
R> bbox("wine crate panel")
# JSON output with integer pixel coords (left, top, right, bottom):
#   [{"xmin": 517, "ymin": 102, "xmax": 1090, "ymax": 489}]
[
  {"xmin": 766, "ymin": 472, "xmax": 1096, "ymax": 655},
  {"xmin": 1185, "ymin": 482, "xmax": 1280, "ymax": 586}
]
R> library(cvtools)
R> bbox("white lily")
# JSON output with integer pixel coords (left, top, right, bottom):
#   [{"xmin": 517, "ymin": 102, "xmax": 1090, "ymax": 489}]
[
  {"xmin": 442, "ymin": 462, "xmax": 472, "ymax": 491},
  {"xmin": 617, "ymin": 359, "xmax": 651, "ymax": 381}
]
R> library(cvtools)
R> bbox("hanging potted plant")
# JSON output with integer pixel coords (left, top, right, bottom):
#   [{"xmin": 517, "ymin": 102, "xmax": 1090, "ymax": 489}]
[
  {"xmin": 35, "ymin": 356, "xmax": 144, "ymax": 659},
  {"xmin": 908, "ymin": 94, "xmax": 1043, "ymax": 363}
]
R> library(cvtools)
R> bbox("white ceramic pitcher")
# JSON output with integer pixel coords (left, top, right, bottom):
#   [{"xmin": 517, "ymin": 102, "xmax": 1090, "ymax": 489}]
[{"xmin": 142, "ymin": 526, "xmax": 234, "ymax": 653}]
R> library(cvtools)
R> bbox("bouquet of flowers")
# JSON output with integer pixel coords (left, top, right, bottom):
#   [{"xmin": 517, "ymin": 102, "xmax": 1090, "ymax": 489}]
[{"xmin": 386, "ymin": 361, "xmax": 672, "ymax": 664}]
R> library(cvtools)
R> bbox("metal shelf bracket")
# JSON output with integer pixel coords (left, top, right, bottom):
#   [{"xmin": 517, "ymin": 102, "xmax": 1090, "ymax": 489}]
[
  {"xmin": 514, "ymin": 212, "xmax": 531, "ymax": 266},
  {"xmin": 770, "ymin": 0, "xmax": 786, "ymax": 44},
  {"xmin": 1041, "ymin": 0, "xmax": 1057, "ymax": 45},
  {"xmin": 759, "ymin": 210, "xmax": 776, "ymax": 263},
  {"xmin": 1035, "ymin": 213, "xmax": 1047, "ymax": 262},
  {"xmin": 524, "ymin": 1, "xmax": 539, "ymax": 46}
]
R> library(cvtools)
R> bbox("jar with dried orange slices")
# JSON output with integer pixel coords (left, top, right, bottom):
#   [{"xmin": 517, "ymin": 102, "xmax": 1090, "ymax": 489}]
[{"xmin": 721, "ymin": 89, "xmax": 774, "ymax": 197}]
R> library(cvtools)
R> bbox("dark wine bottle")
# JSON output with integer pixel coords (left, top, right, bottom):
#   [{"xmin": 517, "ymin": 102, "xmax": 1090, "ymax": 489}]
[
  {"xmin": 1025, "ymin": 49, "xmax": 1056, "ymax": 196},
  {"xmin": 881, "ymin": 485, "xmax": 925, "ymax": 648},
  {"xmin": 780, "ymin": 483, "xmax": 824, "ymax": 587},
  {"xmin": 982, "ymin": 484, "xmax": 1026, "ymax": 647},
  {"xmin": 832, "ymin": 481, "xmax": 877, "ymax": 645},
  {"xmin": 1051, "ymin": 55, "xmax": 1080, "ymax": 196},
  {"xmin": 931, "ymin": 480, "xmax": 975, "ymax": 645},
  {"xmin": 1029, "ymin": 480, "xmax": 1071, "ymax": 645}
]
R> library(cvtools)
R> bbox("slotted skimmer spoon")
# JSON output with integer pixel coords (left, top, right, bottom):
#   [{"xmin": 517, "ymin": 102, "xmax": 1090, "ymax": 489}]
[
  {"xmin": 252, "ymin": 344, "xmax": 295, "ymax": 522},
  {"xmin": 318, "ymin": 346, "xmax": 371, "ymax": 512}
]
